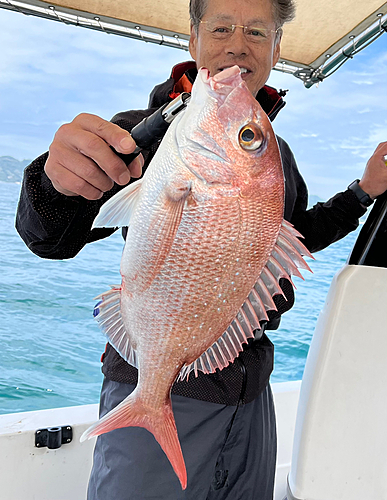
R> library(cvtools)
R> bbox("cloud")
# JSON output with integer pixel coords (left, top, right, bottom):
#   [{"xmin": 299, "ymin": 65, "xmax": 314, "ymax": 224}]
[
  {"xmin": 368, "ymin": 125, "xmax": 387, "ymax": 146},
  {"xmin": 352, "ymin": 80, "xmax": 374, "ymax": 85},
  {"xmin": 299, "ymin": 132, "xmax": 319, "ymax": 138},
  {"xmin": 331, "ymin": 123, "xmax": 387, "ymax": 159}
]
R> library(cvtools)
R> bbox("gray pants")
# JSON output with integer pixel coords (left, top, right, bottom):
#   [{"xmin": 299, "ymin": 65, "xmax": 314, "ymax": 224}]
[{"xmin": 88, "ymin": 378, "xmax": 277, "ymax": 500}]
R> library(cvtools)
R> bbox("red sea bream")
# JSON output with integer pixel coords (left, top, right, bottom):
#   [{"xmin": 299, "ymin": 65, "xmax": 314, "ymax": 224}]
[{"xmin": 80, "ymin": 66, "xmax": 312, "ymax": 489}]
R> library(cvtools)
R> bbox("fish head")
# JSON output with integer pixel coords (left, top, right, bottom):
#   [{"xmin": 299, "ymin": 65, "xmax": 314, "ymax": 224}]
[{"xmin": 176, "ymin": 65, "xmax": 283, "ymax": 192}]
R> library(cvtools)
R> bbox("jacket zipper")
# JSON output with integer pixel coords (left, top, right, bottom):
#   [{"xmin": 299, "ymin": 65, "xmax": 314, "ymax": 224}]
[{"xmin": 235, "ymin": 357, "xmax": 248, "ymax": 405}]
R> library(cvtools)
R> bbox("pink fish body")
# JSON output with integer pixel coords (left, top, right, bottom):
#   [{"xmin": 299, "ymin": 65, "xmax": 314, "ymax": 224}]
[{"xmin": 81, "ymin": 66, "xmax": 312, "ymax": 489}]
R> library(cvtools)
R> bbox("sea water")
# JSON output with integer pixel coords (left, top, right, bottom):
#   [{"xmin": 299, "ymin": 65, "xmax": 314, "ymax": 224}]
[{"xmin": 0, "ymin": 180, "xmax": 359, "ymax": 415}]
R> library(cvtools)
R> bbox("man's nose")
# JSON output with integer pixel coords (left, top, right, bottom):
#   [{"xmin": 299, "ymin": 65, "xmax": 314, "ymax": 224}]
[{"xmin": 224, "ymin": 27, "xmax": 250, "ymax": 56}]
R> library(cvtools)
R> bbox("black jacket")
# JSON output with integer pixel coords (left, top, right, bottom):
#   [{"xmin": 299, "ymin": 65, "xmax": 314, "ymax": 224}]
[{"xmin": 15, "ymin": 62, "xmax": 367, "ymax": 405}]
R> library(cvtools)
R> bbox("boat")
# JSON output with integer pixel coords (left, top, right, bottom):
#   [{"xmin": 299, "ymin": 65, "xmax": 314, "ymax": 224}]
[
  {"xmin": 1, "ymin": 194, "xmax": 386, "ymax": 499},
  {"xmin": 0, "ymin": 1, "xmax": 386, "ymax": 498}
]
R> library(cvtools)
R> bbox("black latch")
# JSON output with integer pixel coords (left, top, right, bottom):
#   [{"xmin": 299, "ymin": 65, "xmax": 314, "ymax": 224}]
[{"xmin": 35, "ymin": 425, "xmax": 73, "ymax": 449}]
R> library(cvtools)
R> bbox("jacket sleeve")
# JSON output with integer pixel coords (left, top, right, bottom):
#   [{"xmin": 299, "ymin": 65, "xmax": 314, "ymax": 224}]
[
  {"xmin": 15, "ymin": 110, "xmax": 156, "ymax": 260},
  {"xmin": 15, "ymin": 151, "xmax": 119, "ymax": 259},
  {"xmin": 278, "ymin": 136, "xmax": 368, "ymax": 253}
]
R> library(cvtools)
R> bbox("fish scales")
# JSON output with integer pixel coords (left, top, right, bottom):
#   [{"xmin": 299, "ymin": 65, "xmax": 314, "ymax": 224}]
[
  {"xmin": 128, "ymin": 196, "xmax": 280, "ymax": 367},
  {"xmin": 81, "ymin": 65, "xmax": 312, "ymax": 490}
]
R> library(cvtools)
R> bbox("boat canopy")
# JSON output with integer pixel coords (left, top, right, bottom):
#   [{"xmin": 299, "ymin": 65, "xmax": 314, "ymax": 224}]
[{"xmin": 1, "ymin": 0, "xmax": 386, "ymax": 86}]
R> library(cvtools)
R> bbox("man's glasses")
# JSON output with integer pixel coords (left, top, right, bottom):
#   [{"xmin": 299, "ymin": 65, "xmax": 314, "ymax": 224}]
[{"xmin": 200, "ymin": 20, "xmax": 280, "ymax": 43}]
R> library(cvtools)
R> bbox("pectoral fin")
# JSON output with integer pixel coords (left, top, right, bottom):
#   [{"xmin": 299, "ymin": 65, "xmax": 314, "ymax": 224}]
[
  {"xmin": 140, "ymin": 180, "xmax": 192, "ymax": 291},
  {"xmin": 92, "ymin": 179, "xmax": 143, "ymax": 228}
]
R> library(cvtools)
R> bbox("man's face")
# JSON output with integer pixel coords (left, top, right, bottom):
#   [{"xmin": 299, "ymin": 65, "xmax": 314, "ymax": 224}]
[{"xmin": 189, "ymin": 0, "xmax": 281, "ymax": 97}]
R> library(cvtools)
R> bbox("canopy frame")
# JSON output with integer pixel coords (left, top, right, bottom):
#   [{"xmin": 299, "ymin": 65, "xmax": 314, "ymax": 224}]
[{"xmin": 1, "ymin": 0, "xmax": 386, "ymax": 87}]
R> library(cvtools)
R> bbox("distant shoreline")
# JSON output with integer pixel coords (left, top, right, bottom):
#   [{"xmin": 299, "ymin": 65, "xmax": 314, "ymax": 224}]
[{"xmin": 0, "ymin": 156, "xmax": 31, "ymax": 183}]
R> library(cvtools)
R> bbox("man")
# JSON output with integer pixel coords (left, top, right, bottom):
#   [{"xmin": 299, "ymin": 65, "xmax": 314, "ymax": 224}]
[{"xmin": 16, "ymin": 0, "xmax": 387, "ymax": 498}]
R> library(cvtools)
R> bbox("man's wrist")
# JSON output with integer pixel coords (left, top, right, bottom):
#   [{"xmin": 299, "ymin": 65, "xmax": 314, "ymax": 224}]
[{"xmin": 347, "ymin": 179, "xmax": 374, "ymax": 207}]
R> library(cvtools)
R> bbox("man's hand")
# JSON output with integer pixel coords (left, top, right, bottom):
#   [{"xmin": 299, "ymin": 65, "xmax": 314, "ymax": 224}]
[
  {"xmin": 359, "ymin": 142, "xmax": 387, "ymax": 200},
  {"xmin": 45, "ymin": 113, "xmax": 144, "ymax": 200}
]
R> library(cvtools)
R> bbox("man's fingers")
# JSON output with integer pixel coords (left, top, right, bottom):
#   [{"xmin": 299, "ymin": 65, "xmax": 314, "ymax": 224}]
[
  {"xmin": 373, "ymin": 142, "xmax": 387, "ymax": 167},
  {"xmin": 374, "ymin": 141, "xmax": 387, "ymax": 153},
  {"xmin": 128, "ymin": 153, "xmax": 145, "ymax": 179},
  {"xmin": 62, "ymin": 114, "xmax": 143, "ymax": 185},
  {"xmin": 46, "ymin": 162, "xmax": 106, "ymax": 200},
  {"xmin": 372, "ymin": 142, "xmax": 387, "ymax": 162},
  {"xmin": 359, "ymin": 142, "xmax": 387, "ymax": 199},
  {"xmin": 54, "ymin": 126, "xmax": 133, "ymax": 186},
  {"xmin": 76, "ymin": 131, "xmax": 130, "ymax": 185},
  {"xmin": 72, "ymin": 113, "xmax": 137, "ymax": 154},
  {"xmin": 46, "ymin": 146, "xmax": 115, "ymax": 198},
  {"xmin": 46, "ymin": 113, "xmax": 145, "ymax": 199}
]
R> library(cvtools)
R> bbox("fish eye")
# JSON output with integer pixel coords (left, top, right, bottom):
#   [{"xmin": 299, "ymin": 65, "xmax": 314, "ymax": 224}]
[{"xmin": 238, "ymin": 124, "xmax": 264, "ymax": 151}]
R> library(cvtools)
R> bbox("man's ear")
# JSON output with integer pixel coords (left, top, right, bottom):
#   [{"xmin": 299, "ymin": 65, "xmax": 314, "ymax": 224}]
[
  {"xmin": 189, "ymin": 23, "xmax": 198, "ymax": 61},
  {"xmin": 272, "ymin": 31, "xmax": 282, "ymax": 67}
]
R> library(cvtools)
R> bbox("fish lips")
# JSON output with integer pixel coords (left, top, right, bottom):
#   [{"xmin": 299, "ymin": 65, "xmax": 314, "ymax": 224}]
[
  {"xmin": 198, "ymin": 67, "xmax": 268, "ymax": 158},
  {"xmin": 198, "ymin": 66, "xmax": 246, "ymax": 106}
]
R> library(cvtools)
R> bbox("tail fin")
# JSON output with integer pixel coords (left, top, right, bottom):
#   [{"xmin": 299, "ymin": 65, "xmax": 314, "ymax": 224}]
[{"xmin": 80, "ymin": 392, "xmax": 187, "ymax": 489}]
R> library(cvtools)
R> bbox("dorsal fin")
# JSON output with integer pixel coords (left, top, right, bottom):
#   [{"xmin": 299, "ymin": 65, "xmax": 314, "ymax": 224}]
[{"xmin": 177, "ymin": 220, "xmax": 314, "ymax": 381}]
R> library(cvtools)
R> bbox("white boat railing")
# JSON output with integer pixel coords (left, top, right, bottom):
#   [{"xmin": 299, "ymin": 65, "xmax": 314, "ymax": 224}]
[{"xmin": 0, "ymin": 381, "xmax": 301, "ymax": 500}]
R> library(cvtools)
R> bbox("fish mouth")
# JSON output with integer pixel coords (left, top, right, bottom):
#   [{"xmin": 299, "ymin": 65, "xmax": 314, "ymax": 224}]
[
  {"xmin": 199, "ymin": 65, "xmax": 249, "ymax": 85},
  {"xmin": 199, "ymin": 66, "xmax": 246, "ymax": 107},
  {"xmin": 218, "ymin": 65, "xmax": 252, "ymax": 76}
]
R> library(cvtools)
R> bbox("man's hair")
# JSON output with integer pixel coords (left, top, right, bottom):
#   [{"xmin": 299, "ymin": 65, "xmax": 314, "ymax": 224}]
[{"xmin": 189, "ymin": 0, "xmax": 296, "ymax": 32}]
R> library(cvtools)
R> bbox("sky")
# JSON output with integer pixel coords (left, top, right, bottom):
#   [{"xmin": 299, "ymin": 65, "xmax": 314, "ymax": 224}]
[{"xmin": 0, "ymin": 8, "xmax": 386, "ymax": 200}]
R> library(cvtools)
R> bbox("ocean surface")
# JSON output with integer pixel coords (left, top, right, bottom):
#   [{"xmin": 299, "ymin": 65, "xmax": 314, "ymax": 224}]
[{"xmin": 0, "ymin": 180, "xmax": 360, "ymax": 415}]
